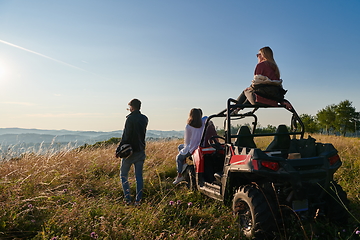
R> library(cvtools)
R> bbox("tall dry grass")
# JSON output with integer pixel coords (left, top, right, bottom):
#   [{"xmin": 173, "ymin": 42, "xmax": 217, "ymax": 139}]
[
  {"xmin": 0, "ymin": 135, "xmax": 359, "ymax": 239},
  {"xmin": 0, "ymin": 139, "xmax": 238, "ymax": 239}
]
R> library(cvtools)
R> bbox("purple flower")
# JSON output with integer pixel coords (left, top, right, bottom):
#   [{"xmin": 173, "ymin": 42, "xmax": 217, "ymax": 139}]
[
  {"xmin": 63, "ymin": 189, "xmax": 68, "ymax": 193},
  {"xmin": 169, "ymin": 201, "xmax": 174, "ymax": 205},
  {"xmin": 90, "ymin": 232, "xmax": 98, "ymax": 239},
  {"xmin": 176, "ymin": 200, "xmax": 182, "ymax": 205},
  {"xmin": 187, "ymin": 202, "xmax": 193, "ymax": 207},
  {"xmin": 51, "ymin": 237, "xmax": 58, "ymax": 240},
  {"xmin": 28, "ymin": 204, "xmax": 33, "ymax": 208},
  {"xmin": 356, "ymin": 230, "xmax": 360, "ymax": 235}
]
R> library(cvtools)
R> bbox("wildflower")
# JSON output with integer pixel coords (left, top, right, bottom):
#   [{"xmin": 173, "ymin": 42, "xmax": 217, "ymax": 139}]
[
  {"xmin": 28, "ymin": 204, "xmax": 33, "ymax": 208},
  {"xmin": 31, "ymin": 219, "xmax": 36, "ymax": 223},
  {"xmin": 51, "ymin": 237, "xmax": 58, "ymax": 240},
  {"xmin": 176, "ymin": 200, "xmax": 182, "ymax": 205},
  {"xmin": 356, "ymin": 230, "xmax": 360, "ymax": 235},
  {"xmin": 169, "ymin": 201, "xmax": 174, "ymax": 205},
  {"xmin": 90, "ymin": 231, "xmax": 98, "ymax": 239},
  {"xmin": 63, "ymin": 189, "xmax": 68, "ymax": 193},
  {"xmin": 187, "ymin": 202, "xmax": 193, "ymax": 207}
]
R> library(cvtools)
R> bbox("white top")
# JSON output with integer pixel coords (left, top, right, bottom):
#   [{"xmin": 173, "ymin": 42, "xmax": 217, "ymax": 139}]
[{"xmin": 179, "ymin": 117, "xmax": 207, "ymax": 155}]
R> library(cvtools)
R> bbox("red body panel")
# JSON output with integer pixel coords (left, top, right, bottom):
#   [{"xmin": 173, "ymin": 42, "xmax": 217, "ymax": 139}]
[
  {"xmin": 229, "ymin": 154, "xmax": 252, "ymax": 165},
  {"xmin": 192, "ymin": 147, "xmax": 216, "ymax": 173}
]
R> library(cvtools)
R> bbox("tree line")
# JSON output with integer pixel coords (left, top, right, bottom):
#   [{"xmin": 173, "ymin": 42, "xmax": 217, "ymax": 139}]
[{"xmin": 300, "ymin": 100, "xmax": 360, "ymax": 136}]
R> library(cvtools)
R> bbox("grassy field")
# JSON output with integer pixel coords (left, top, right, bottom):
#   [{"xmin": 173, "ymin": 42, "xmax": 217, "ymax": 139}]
[{"xmin": 0, "ymin": 135, "xmax": 359, "ymax": 239}]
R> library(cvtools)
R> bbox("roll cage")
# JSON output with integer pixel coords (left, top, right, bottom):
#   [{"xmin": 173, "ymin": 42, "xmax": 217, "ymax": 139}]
[{"xmin": 199, "ymin": 98, "xmax": 305, "ymax": 147}]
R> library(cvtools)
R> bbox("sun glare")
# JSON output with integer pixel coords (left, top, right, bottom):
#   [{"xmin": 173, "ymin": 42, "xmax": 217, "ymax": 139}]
[
  {"xmin": 0, "ymin": 62, "xmax": 12, "ymax": 86},
  {"xmin": 0, "ymin": 66, "xmax": 6, "ymax": 85},
  {"xmin": 0, "ymin": 66, "xmax": 5, "ymax": 77}
]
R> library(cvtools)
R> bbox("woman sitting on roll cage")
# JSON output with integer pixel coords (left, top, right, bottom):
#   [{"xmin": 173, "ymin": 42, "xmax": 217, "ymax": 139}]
[{"xmin": 232, "ymin": 46, "xmax": 290, "ymax": 114}]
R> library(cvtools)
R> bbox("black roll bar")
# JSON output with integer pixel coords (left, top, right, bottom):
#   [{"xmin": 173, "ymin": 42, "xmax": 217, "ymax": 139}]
[{"xmin": 200, "ymin": 98, "xmax": 305, "ymax": 147}]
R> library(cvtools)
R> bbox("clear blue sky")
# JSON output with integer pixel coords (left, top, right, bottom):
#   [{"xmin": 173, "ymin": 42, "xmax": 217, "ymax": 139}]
[{"xmin": 1, "ymin": 0, "xmax": 359, "ymax": 131}]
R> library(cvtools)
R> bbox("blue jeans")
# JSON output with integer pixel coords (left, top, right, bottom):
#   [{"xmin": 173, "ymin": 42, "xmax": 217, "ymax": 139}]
[
  {"xmin": 120, "ymin": 151, "xmax": 146, "ymax": 202},
  {"xmin": 176, "ymin": 144, "xmax": 191, "ymax": 174}
]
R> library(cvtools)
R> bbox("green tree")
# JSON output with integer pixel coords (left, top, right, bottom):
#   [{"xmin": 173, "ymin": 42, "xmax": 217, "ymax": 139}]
[
  {"xmin": 334, "ymin": 100, "xmax": 360, "ymax": 136},
  {"xmin": 317, "ymin": 100, "xmax": 360, "ymax": 136},
  {"xmin": 316, "ymin": 104, "xmax": 337, "ymax": 135},
  {"xmin": 300, "ymin": 114, "xmax": 319, "ymax": 133}
]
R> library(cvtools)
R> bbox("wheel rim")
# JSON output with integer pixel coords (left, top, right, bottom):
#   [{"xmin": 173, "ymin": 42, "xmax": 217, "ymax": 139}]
[{"xmin": 234, "ymin": 199, "xmax": 252, "ymax": 232}]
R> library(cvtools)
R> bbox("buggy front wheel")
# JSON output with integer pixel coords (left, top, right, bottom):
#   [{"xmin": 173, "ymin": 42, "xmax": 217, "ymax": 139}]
[{"xmin": 184, "ymin": 165, "xmax": 196, "ymax": 190}]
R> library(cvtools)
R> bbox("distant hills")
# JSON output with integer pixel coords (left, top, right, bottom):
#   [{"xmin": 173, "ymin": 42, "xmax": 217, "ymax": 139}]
[
  {"xmin": 0, "ymin": 128, "xmax": 184, "ymax": 160},
  {"xmin": 0, "ymin": 128, "xmax": 184, "ymax": 144}
]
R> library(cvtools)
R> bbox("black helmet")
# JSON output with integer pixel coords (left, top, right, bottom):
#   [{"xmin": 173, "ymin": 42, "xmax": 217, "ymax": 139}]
[{"xmin": 116, "ymin": 144, "xmax": 133, "ymax": 158}]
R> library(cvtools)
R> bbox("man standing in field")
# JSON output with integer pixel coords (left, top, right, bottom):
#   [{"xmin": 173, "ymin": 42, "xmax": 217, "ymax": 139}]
[{"xmin": 115, "ymin": 98, "xmax": 148, "ymax": 206}]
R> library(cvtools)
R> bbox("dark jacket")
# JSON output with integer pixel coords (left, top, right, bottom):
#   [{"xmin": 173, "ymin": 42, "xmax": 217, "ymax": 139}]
[
  {"xmin": 252, "ymin": 84, "xmax": 287, "ymax": 102},
  {"xmin": 118, "ymin": 110, "xmax": 148, "ymax": 152}
]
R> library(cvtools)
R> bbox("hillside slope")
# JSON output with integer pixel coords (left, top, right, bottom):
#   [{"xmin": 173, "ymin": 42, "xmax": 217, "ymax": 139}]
[{"xmin": 0, "ymin": 135, "xmax": 359, "ymax": 239}]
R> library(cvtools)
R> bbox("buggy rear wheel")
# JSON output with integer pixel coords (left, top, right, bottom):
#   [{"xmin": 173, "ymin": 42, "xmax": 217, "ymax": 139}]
[
  {"xmin": 324, "ymin": 181, "xmax": 349, "ymax": 225},
  {"xmin": 233, "ymin": 185, "xmax": 276, "ymax": 239}
]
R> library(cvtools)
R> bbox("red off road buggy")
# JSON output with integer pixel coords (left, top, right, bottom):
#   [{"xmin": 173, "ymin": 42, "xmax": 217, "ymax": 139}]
[{"xmin": 183, "ymin": 98, "xmax": 348, "ymax": 239}]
